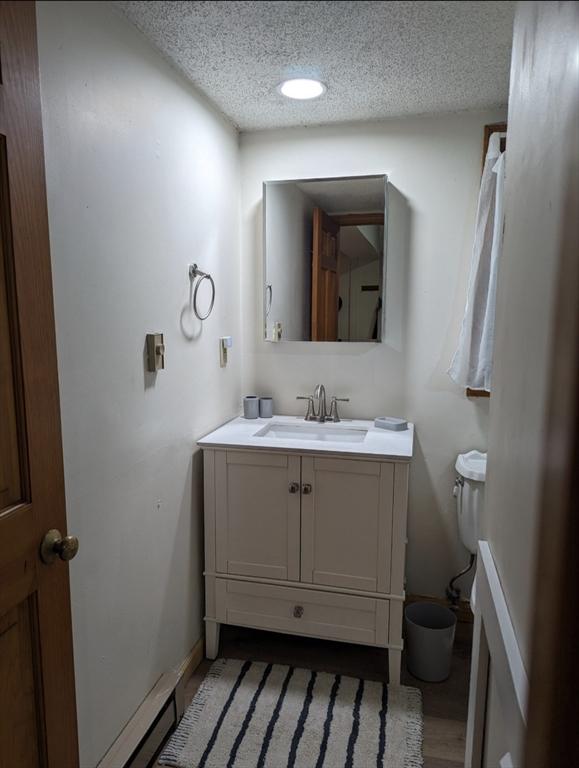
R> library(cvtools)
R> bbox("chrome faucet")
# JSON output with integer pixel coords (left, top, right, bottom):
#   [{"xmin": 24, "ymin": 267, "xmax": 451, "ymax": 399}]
[
  {"xmin": 314, "ymin": 384, "xmax": 327, "ymax": 423},
  {"xmin": 296, "ymin": 385, "xmax": 350, "ymax": 422}
]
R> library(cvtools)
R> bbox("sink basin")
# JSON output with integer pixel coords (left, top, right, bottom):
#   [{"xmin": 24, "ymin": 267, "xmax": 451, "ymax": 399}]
[{"xmin": 254, "ymin": 422, "xmax": 368, "ymax": 444}]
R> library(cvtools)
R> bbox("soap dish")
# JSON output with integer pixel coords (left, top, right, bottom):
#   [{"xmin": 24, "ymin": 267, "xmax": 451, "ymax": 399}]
[{"xmin": 374, "ymin": 416, "xmax": 408, "ymax": 431}]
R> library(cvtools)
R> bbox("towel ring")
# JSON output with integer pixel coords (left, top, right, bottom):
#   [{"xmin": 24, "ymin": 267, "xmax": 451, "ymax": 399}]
[{"xmin": 189, "ymin": 264, "xmax": 215, "ymax": 321}]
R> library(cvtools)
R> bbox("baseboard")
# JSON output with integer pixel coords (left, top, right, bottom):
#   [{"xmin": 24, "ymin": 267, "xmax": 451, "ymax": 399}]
[
  {"xmin": 406, "ymin": 593, "xmax": 473, "ymax": 624},
  {"xmin": 98, "ymin": 636, "xmax": 204, "ymax": 768},
  {"xmin": 174, "ymin": 637, "xmax": 205, "ymax": 720}
]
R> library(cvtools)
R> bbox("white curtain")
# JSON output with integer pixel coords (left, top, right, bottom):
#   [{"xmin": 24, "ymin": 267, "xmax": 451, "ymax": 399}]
[{"xmin": 448, "ymin": 133, "xmax": 506, "ymax": 391}]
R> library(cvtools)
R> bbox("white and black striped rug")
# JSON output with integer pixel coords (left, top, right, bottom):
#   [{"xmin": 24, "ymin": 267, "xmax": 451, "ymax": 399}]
[{"xmin": 159, "ymin": 658, "xmax": 423, "ymax": 768}]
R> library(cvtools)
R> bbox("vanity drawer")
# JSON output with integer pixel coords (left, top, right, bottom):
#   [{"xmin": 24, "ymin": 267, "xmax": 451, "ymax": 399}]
[{"xmin": 214, "ymin": 579, "xmax": 390, "ymax": 646}]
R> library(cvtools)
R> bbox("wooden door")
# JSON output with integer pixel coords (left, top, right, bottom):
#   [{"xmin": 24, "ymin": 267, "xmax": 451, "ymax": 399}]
[
  {"xmin": 215, "ymin": 451, "xmax": 301, "ymax": 581},
  {"xmin": 0, "ymin": 3, "xmax": 78, "ymax": 766},
  {"xmin": 300, "ymin": 456, "xmax": 394, "ymax": 593},
  {"xmin": 311, "ymin": 207, "xmax": 340, "ymax": 341}
]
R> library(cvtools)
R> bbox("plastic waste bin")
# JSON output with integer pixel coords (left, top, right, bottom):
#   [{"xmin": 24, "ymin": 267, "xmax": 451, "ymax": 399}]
[{"xmin": 404, "ymin": 602, "xmax": 457, "ymax": 682}]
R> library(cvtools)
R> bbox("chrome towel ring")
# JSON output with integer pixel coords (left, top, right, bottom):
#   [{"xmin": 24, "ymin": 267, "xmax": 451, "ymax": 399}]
[{"xmin": 188, "ymin": 263, "xmax": 215, "ymax": 320}]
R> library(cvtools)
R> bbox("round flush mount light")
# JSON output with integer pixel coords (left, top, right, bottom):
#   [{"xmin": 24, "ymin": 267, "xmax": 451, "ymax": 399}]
[{"xmin": 278, "ymin": 78, "xmax": 326, "ymax": 100}]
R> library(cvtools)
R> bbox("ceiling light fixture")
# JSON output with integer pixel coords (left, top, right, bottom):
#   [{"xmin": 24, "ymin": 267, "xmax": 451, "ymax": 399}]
[{"xmin": 279, "ymin": 78, "xmax": 326, "ymax": 100}]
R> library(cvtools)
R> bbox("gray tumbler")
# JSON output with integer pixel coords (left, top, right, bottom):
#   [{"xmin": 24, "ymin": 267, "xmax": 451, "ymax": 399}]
[
  {"xmin": 259, "ymin": 397, "xmax": 273, "ymax": 418},
  {"xmin": 243, "ymin": 395, "xmax": 259, "ymax": 419}
]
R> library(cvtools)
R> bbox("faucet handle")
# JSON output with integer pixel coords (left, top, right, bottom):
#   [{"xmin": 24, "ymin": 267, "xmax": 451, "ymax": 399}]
[
  {"xmin": 328, "ymin": 396, "xmax": 349, "ymax": 423},
  {"xmin": 296, "ymin": 395, "xmax": 317, "ymax": 421}
]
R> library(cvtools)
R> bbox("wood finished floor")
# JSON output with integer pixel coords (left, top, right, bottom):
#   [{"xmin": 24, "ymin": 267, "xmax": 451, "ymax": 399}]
[{"xmin": 157, "ymin": 621, "xmax": 472, "ymax": 767}]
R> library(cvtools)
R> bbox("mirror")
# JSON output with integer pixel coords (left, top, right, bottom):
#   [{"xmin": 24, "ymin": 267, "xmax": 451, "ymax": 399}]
[{"xmin": 263, "ymin": 174, "xmax": 387, "ymax": 342}]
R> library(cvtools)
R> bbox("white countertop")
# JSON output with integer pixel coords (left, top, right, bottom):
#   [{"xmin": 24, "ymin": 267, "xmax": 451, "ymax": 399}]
[{"xmin": 198, "ymin": 415, "xmax": 414, "ymax": 461}]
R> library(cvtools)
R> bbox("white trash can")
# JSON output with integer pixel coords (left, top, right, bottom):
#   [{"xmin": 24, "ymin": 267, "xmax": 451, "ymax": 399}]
[{"xmin": 404, "ymin": 602, "xmax": 457, "ymax": 682}]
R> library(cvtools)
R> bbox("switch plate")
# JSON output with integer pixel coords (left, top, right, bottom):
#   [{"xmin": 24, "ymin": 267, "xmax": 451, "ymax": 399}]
[
  {"xmin": 146, "ymin": 333, "xmax": 165, "ymax": 371},
  {"xmin": 220, "ymin": 336, "xmax": 232, "ymax": 367}
]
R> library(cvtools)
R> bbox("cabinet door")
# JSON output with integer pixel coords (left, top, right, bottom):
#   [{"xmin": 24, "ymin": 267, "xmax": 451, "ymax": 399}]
[
  {"xmin": 301, "ymin": 456, "xmax": 394, "ymax": 593},
  {"xmin": 215, "ymin": 451, "xmax": 301, "ymax": 581}
]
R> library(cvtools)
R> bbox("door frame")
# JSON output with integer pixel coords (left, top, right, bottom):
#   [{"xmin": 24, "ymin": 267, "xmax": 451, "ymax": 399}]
[{"xmin": 311, "ymin": 206, "xmax": 340, "ymax": 341}]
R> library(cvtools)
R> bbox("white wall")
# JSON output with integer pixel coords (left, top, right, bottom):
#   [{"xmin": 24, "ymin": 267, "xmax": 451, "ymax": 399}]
[
  {"xmin": 349, "ymin": 257, "xmax": 382, "ymax": 341},
  {"xmin": 240, "ymin": 111, "xmax": 506, "ymax": 596},
  {"xmin": 36, "ymin": 2, "xmax": 241, "ymax": 765},
  {"xmin": 264, "ymin": 182, "xmax": 314, "ymax": 340}
]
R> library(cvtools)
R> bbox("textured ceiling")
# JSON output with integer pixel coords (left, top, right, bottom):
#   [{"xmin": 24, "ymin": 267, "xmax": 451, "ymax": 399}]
[{"xmin": 114, "ymin": 0, "xmax": 515, "ymax": 132}]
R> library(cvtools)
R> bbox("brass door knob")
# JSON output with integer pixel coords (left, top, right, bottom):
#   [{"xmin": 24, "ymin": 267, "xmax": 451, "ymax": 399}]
[{"xmin": 40, "ymin": 529, "xmax": 79, "ymax": 565}]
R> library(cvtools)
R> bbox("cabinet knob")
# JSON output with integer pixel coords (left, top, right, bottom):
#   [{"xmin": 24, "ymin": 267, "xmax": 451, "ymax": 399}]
[
  {"xmin": 293, "ymin": 605, "xmax": 304, "ymax": 619},
  {"xmin": 302, "ymin": 483, "xmax": 312, "ymax": 495},
  {"xmin": 288, "ymin": 482, "xmax": 300, "ymax": 494}
]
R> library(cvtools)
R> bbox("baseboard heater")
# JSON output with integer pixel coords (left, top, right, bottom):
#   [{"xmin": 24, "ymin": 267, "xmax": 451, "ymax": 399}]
[
  {"xmin": 98, "ymin": 638, "xmax": 204, "ymax": 768},
  {"xmin": 126, "ymin": 696, "xmax": 177, "ymax": 768}
]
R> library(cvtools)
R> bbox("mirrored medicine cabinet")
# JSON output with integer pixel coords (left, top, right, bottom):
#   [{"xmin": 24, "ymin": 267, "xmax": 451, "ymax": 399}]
[{"xmin": 263, "ymin": 174, "xmax": 388, "ymax": 343}]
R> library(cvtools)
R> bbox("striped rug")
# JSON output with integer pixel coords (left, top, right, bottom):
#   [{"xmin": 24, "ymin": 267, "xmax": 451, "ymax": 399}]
[{"xmin": 159, "ymin": 658, "xmax": 423, "ymax": 768}]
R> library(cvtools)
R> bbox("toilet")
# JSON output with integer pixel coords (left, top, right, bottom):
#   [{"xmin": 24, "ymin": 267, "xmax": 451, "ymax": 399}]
[
  {"xmin": 454, "ymin": 450, "xmax": 487, "ymax": 553},
  {"xmin": 446, "ymin": 450, "xmax": 487, "ymax": 605}
]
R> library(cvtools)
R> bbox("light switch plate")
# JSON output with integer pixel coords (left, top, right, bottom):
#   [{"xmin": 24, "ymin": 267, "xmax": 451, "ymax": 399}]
[
  {"xmin": 220, "ymin": 336, "xmax": 232, "ymax": 367},
  {"xmin": 146, "ymin": 333, "xmax": 165, "ymax": 371}
]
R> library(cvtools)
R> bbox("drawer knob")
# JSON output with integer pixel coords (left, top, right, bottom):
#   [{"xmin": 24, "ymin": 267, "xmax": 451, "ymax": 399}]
[
  {"xmin": 288, "ymin": 482, "xmax": 300, "ymax": 494},
  {"xmin": 302, "ymin": 483, "xmax": 312, "ymax": 495},
  {"xmin": 293, "ymin": 605, "xmax": 304, "ymax": 619}
]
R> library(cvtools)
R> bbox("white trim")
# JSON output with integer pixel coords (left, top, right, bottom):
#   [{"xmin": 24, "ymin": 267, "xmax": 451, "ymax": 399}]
[
  {"xmin": 203, "ymin": 571, "xmax": 405, "ymax": 601},
  {"xmin": 465, "ymin": 541, "xmax": 529, "ymax": 768},
  {"xmin": 479, "ymin": 542, "xmax": 529, "ymax": 719}
]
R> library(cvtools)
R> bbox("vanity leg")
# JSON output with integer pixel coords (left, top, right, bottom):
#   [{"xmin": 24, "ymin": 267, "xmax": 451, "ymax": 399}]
[
  {"xmin": 205, "ymin": 621, "xmax": 220, "ymax": 660},
  {"xmin": 389, "ymin": 649, "xmax": 402, "ymax": 685}
]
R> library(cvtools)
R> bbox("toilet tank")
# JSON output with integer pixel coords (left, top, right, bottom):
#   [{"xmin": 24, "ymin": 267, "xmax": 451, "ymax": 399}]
[{"xmin": 455, "ymin": 450, "xmax": 487, "ymax": 554}]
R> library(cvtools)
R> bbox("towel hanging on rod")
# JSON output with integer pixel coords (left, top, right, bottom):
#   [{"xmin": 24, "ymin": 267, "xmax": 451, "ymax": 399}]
[{"xmin": 448, "ymin": 132, "xmax": 506, "ymax": 391}]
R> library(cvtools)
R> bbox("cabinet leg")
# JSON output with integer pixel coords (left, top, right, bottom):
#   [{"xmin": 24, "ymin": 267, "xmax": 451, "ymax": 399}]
[
  {"xmin": 205, "ymin": 621, "xmax": 220, "ymax": 660},
  {"xmin": 389, "ymin": 649, "xmax": 401, "ymax": 686}
]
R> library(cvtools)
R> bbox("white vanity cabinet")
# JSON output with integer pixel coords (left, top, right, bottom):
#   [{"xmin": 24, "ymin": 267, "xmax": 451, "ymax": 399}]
[
  {"xmin": 202, "ymin": 444, "xmax": 410, "ymax": 684},
  {"xmin": 213, "ymin": 451, "xmax": 301, "ymax": 582},
  {"xmin": 300, "ymin": 456, "xmax": 395, "ymax": 592}
]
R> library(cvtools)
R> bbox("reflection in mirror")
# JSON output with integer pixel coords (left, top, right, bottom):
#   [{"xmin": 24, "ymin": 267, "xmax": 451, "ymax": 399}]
[{"xmin": 263, "ymin": 175, "xmax": 387, "ymax": 342}]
